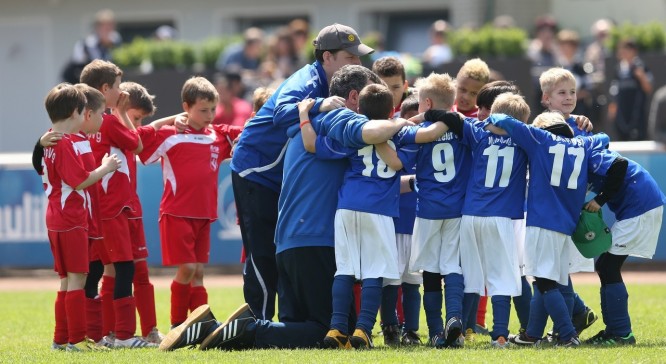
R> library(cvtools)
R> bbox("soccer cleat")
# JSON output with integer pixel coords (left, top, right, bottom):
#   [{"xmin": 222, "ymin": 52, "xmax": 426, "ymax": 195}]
[
  {"xmin": 507, "ymin": 328, "xmax": 525, "ymax": 343},
  {"xmin": 475, "ymin": 323, "xmax": 490, "ymax": 335},
  {"xmin": 584, "ymin": 330, "xmax": 608, "ymax": 345},
  {"xmin": 400, "ymin": 330, "xmax": 422, "ymax": 346},
  {"xmin": 198, "ymin": 317, "xmax": 256, "ymax": 351},
  {"xmin": 598, "ymin": 332, "xmax": 636, "ymax": 346},
  {"xmin": 159, "ymin": 304, "xmax": 219, "ymax": 351},
  {"xmin": 430, "ymin": 332, "xmax": 446, "ymax": 348},
  {"xmin": 555, "ymin": 335, "xmax": 581, "ymax": 348},
  {"xmin": 509, "ymin": 331, "xmax": 542, "ymax": 346},
  {"xmin": 382, "ymin": 325, "xmax": 401, "ymax": 347},
  {"xmin": 66, "ymin": 338, "xmax": 110, "ymax": 352},
  {"xmin": 114, "ymin": 336, "xmax": 158, "ymax": 348},
  {"xmin": 491, "ymin": 336, "xmax": 510, "ymax": 349},
  {"xmin": 143, "ymin": 327, "xmax": 165, "ymax": 344},
  {"xmin": 51, "ymin": 342, "xmax": 66, "ymax": 351},
  {"xmin": 443, "ymin": 317, "xmax": 463, "ymax": 348},
  {"xmin": 349, "ymin": 328, "xmax": 373, "ymax": 349},
  {"xmin": 572, "ymin": 307, "xmax": 598, "ymax": 335},
  {"xmin": 322, "ymin": 329, "xmax": 352, "ymax": 349},
  {"xmin": 464, "ymin": 328, "xmax": 476, "ymax": 343},
  {"xmin": 97, "ymin": 333, "xmax": 116, "ymax": 349}
]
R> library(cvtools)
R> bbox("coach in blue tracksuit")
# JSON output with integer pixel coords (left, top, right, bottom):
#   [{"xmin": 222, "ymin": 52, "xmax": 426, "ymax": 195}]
[{"xmin": 230, "ymin": 24, "xmax": 373, "ymax": 321}]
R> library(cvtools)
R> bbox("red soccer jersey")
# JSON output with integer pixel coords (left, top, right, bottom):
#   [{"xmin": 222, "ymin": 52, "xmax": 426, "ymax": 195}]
[
  {"xmin": 125, "ymin": 150, "xmax": 143, "ymax": 218},
  {"xmin": 71, "ymin": 132, "xmax": 103, "ymax": 239},
  {"xmin": 89, "ymin": 114, "xmax": 140, "ymax": 219},
  {"xmin": 138, "ymin": 124, "xmax": 243, "ymax": 220},
  {"xmin": 452, "ymin": 103, "xmax": 479, "ymax": 118},
  {"xmin": 42, "ymin": 134, "xmax": 91, "ymax": 231}
]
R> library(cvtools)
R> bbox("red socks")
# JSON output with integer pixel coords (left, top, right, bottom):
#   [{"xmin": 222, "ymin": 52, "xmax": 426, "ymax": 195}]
[
  {"xmin": 101, "ymin": 275, "xmax": 115, "ymax": 336},
  {"xmin": 65, "ymin": 290, "xmax": 86, "ymax": 344},
  {"xmin": 477, "ymin": 295, "xmax": 488, "ymax": 327},
  {"xmin": 353, "ymin": 282, "xmax": 362, "ymax": 315},
  {"xmin": 170, "ymin": 281, "xmax": 191, "ymax": 326},
  {"xmin": 189, "ymin": 285, "xmax": 208, "ymax": 312},
  {"xmin": 133, "ymin": 260, "xmax": 156, "ymax": 336},
  {"xmin": 54, "ymin": 291, "xmax": 68, "ymax": 345},
  {"xmin": 113, "ymin": 296, "xmax": 137, "ymax": 340},
  {"xmin": 85, "ymin": 296, "xmax": 103, "ymax": 342}
]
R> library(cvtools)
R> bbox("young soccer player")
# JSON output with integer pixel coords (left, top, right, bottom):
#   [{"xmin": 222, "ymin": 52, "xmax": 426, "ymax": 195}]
[
  {"xmin": 372, "ymin": 56, "xmax": 422, "ymax": 346},
  {"xmin": 41, "ymin": 83, "xmax": 121, "ymax": 351},
  {"xmin": 119, "ymin": 81, "xmax": 164, "ymax": 343},
  {"xmin": 492, "ymin": 111, "xmax": 609, "ymax": 347},
  {"xmin": 136, "ymin": 77, "xmax": 243, "ymax": 330},
  {"xmin": 80, "ymin": 59, "xmax": 156, "ymax": 348},
  {"xmin": 452, "ymin": 58, "xmax": 490, "ymax": 118},
  {"xmin": 540, "ymin": 67, "xmax": 600, "ymax": 337},
  {"xmin": 317, "ymin": 83, "xmax": 417, "ymax": 349},
  {"xmin": 585, "ymin": 150, "xmax": 664, "ymax": 345}
]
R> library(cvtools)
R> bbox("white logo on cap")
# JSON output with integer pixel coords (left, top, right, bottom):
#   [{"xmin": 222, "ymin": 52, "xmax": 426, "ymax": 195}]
[{"xmin": 585, "ymin": 231, "xmax": 596, "ymax": 241}]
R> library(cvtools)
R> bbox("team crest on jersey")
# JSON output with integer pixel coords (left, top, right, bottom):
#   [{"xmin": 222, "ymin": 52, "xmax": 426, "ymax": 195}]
[{"xmin": 210, "ymin": 145, "xmax": 220, "ymax": 171}]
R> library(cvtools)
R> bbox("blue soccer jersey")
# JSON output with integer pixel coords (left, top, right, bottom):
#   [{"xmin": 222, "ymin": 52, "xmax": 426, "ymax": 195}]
[
  {"xmin": 461, "ymin": 116, "xmax": 528, "ymax": 219},
  {"xmin": 394, "ymin": 168, "xmax": 417, "ymax": 234},
  {"xmin": 397, "ymin": 121, "xmax": 471, "ymax": 219},
  {"xmin": 491, "ymin": 114, "xmax": 608, "ymax": 234},
  {"xmin": 566, "ymin": 116, "xmax": 593, "ymax": 137},
  {"xmin": 337, "ymin": 135, "xmax": 418, "ymax": 217},
  {"xmin": 589, "ymin": 150, "xmax": 666, "ymax": 220}
]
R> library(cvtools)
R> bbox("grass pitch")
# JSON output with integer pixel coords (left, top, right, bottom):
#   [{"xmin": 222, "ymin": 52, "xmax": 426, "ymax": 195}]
[{"xmin": 1, "ymin": 282, "xmax": 665, "ymax": 363}]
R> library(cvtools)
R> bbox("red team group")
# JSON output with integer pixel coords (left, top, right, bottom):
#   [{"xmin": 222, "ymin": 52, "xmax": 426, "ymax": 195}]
[{"xmin": 37, "ymin": 23, "xmax": 664, "ymax": 352}]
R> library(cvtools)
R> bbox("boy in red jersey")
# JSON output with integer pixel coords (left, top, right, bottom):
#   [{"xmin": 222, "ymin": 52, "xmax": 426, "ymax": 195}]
[
  {"xmin": 137, "ymin": 76, "xmax": 243, "ymax": 328},
  {"xmin": 452, "ymin": 58, "xmax": 490, "ymax": 118},
  {"xmin": 80, "ymin": 60, "xmax": 155, "ymax": 348},
  {"xmin": 41, "ymin": 83, "xmax": 120, "ymax": 351}
]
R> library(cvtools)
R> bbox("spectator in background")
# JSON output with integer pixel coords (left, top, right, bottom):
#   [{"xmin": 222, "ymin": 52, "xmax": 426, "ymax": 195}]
[
  {"xmin": 216, "ymin": 27, "xmax": 264, "ymax": 76},
  {"xmin": 557, "ymin": 29, "xmax": 592, "ymax": 116},
  {"xmin": 608, "ymin": 38, "xmax": 653, "ymax": 141},
  {"xmin": 527, "ymin": 15, "xmax": 560, "ymax": 112},
  {"xmin": 584, "ymin": 19, "xmax": 614, "ymax": 127},
  {"xmin": 154, "ymin": 25, "xmax": 178, "ymax": 41},
  {"xmin": 213, "ymin": 72, "xmax": 252, "ymax": 127},
  {"xmin": 422, "ymin": 20, "xmax": 453, "ymax": 69},
  {"xmin": 261, "ymin": 27, "xmax": 301, "ymax": 82},
  {"xmin": 62, "ymin": 9, "xmax": 122, "ymax": 84},
  {"xmin": 289, "ymin": 19, "xmax": 311, "ymax": 67}
]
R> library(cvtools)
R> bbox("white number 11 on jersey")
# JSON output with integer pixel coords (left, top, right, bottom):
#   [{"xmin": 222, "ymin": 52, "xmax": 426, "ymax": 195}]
[{"xmin": 483, "ymin": 145, "xmax": 514, "ymax": 188}]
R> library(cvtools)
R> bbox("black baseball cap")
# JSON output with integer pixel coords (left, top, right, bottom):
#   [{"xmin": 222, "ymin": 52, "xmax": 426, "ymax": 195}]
[{"xmin": 313, "ymin": 23, "xmax": 374, "ymax": 57}]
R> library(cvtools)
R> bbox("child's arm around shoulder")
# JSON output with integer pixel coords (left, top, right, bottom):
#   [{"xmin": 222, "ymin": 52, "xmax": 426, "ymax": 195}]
[
  {"xmin": 76, "ymin": 153, "xmax": 122, "ymax": 190},
  {"xmin": 114, "ymin": 91, "xmax": 143, "ymax": 154},
  {"xmin": 375, "ymin": 142, "xmax": 402, "ymax": 171},
  {"xmin": 298, "ymin": 99, "xmax": 317, "ymax": 153}
]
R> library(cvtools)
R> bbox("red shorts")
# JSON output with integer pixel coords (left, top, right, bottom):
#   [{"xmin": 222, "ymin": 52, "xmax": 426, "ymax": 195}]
[
  {"xmin": 48, "ymin": 228, "xmax": 89, "ymax": 278},
  {"xmin": 159, "ymin": 215, "xmax": 211, "ymax": 266},
  {"xmin": 101, "ymin": 211, "xmax": 133, "ymax": 262},
  {"xmin": 89, "ymin": 238, "xmax": 111, "ymax": 265},
  {"xmin": 128, "ymin": 218, "xmax": 149, "ymax": 260}
]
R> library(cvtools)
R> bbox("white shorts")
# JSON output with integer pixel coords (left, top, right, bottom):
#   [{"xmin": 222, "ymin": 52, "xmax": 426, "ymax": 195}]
[
  {"xmin": 524, "ymin": 227, "xmax": 570, "ymax": 285},
  {"xmin": 609, "ymin": 206, "xmax": 663, "ymax": 258},
  {"xmin": 334, "ymin": 209, "xmax": 399, "ymax": 280},
  {"xmin": 460, "ymin": 216, "xmax": 521, "ymax": 297},
  {"xmin": 384, "ymin": 233, "xmax": 423, "ymax": 286},
  {"xmin": 568, "ymin": 240, "xmax": 594, "ymax": 273},
  {"xmin": 409, "ymin": 217, "xmax": 462, "ymax": 276},
  {"xmin": 513, "ymin": 217, "xmax": 526, "ymax": 276}
]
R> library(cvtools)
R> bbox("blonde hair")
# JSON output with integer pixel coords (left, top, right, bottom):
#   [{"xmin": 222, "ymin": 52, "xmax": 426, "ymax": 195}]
[
  {"xmin": 252, "ymin": 87, "xmax": 274, "ymax": 112},
  {"xmin": 539, "ymin": 67, "xmax": 576, "ymax": 95},
  {"xmin": 532, "ymin": 111, "xmax": 568, "ymax": 129},
  {"xmin": 457, "ymin": 58, "xmax": 490, "ymax": 83},
  {"xmin": 490, "ymin": 93, "xmax": 531, "ymax": 122},
  {"xmin": 414, "ymin": 72, "xmax": 455, "ymax": 110}
]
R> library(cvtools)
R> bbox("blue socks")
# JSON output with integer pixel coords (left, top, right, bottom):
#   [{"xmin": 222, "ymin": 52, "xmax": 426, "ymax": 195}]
[
  {"xmin": 512, "ymin": 276, "xmax": 532, "ymax": 329},
  {"xmin": 402, "ymin": 283, "xmax": 421, "ymax": 332},
  {"xmin": 380, "ymin": 284, "xmax": 399, "ymax": 326},
  {"xmin": 462, "ymin": 293, "xmax": 480, "ymax": 331},
  {"xmin": 542, "ymin": 289, "xmax": 576, "ymax": 341},
  {"xmin": 600, "ymin": 285, "xmax": 608, "ymax": 327},
  {"xmin": 330, "ymin": 275, "xmax": 355, "ymax": 334},
  {"xmin": 604, "ymin": 282, "xmax": 632, "ymax": 336},
  {"xmin": 423, "ymin": 290, "xmax": 443, "ymax": 338},
  {"xmin": 357, "ymin": 278, "xmax": 382, "ymax": 335},
  {"xmin": 491, "ymin": 295, "xmax": 511, "ymax": 339},
  {"xmin": 573, "ymin": 293, "xmax": 587, "ymax": 316},
  {"xmin": 526, "ymin": 282, "xmax": 548, "ymax": 338},
  {"xmin": 558, "ymin": 278, "xmax": 575, "ymax": 318},
  {"xmin": 443, "ymin": 273, "xmax": 464, "ymax": 321}
]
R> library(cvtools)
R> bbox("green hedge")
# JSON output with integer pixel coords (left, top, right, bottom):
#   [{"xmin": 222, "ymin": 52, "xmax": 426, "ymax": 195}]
[
  {"xmin": 608, "ymin": 22, "xmax": 666, "ymax": 52},
  {"xmin": 450, "ymin": 25, "xmax": 527, "ymax": 58}
]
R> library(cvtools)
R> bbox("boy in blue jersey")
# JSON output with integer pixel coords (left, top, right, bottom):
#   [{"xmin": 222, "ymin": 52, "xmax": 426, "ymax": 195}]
[
  {"xmin": 230, "ymin": 23, "xmax": 373, "ymax": 322},
  {"xmin": 373, "ymin": 57, "xmax": 423, "ymax": 347},
  {"xmin": 540, "ymin": 67, "xmax": 600, "ymax": 337},
  {"xmin": 585, "ymin": 150, "xmax": 665, "ymax": 345},
  {"xmin": 397, "ymin": 72, "xmax": 470, "ymax": 349},
  {"xmin": 491, "ymin": 110, "xmax": 609, "ymax": 347},
  {"xmin": 308, "ymin": 83, "xmax": 418, "ymax": 349}
]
